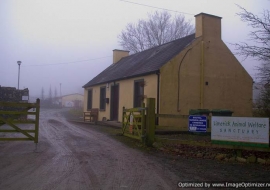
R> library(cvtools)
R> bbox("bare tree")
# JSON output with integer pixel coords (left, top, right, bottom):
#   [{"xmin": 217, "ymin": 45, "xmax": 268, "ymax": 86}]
[
  {"xmin": 118, "ymin": 11, "xmax": 194, "ymax": 53},
  {"xmin": 233, "ymin": 5, "xmax": 270, "ymax": 62},
  {"xmin": 254, "ymin": 81, "xmax": 270, "ymax": 117},
  {"xmin": 234, "ymin": 6, "xmax": 270, "ymax": 116},
  {"xmin": 254, "ymin": 60, "xmax": 270, "ymax": 116},
  {"xmin": 257, "ymin": 61, "xmax": 270, "ymax": 84}
]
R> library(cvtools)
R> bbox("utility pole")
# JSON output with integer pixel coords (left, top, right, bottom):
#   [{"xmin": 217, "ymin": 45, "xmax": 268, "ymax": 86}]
[
  {"xmin": 17, "ymin": 61, "xmax": 21, "ymax": 89},
  {"xmin": 60, "ymin": 83, "xmax": 62, "ymax": 107},
  {"xmin": 60, "ymin": 83, "xmax": 62, "ymax": 97}
]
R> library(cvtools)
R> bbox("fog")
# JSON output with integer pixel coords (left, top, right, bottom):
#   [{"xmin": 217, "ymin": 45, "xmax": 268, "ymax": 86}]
[{"xmin": 1, "ymin": 0, "xmax": 268, "ymax": 100}]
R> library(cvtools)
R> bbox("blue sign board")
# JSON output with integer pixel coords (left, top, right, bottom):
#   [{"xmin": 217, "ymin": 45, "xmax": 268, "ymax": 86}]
[{"xmin": 189, "ymin": 115, "xmax": 207, "ymax": 132}]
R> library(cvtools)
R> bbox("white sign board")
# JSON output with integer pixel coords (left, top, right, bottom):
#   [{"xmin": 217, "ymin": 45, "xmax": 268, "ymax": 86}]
[
  {"xmin": 211, "ymin": 116, "xmax": 269, "ymax": 145},
  {"xmin": 130, "ymin": 114, "xmax": 133, "ymax": 125},
  {"xmin": 22, "ymin": 96, "xmax": 29, "ymax": 101}
]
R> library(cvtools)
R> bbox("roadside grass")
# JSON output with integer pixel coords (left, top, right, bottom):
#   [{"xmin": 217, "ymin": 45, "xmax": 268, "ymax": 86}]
[{"xmin": 62, "ymin": 108, "xmax": 84, "ymax": 121}]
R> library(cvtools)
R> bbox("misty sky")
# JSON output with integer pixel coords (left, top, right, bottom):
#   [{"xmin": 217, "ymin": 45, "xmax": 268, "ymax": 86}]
[{"xmin": 1, "ymin": 0, "xmax": 269, "ymax": 99}]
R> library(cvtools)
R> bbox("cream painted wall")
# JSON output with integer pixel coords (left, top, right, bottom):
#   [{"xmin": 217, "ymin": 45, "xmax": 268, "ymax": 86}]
[
  {"xmin": 159, "ymin": 38, "xmax": 202, "ymax": 115},
  {"xmin": 159, "ymin": 38, "xmax": 202, "ymax": 128},
  {"xmin": 61, "ymin": 93, "xmax": 84, "ymax": 108},
  {"xmin": 83, "ymin": 89, "xmax": 88, "ymax": 111},
  {"xmin": 84, "ymin": 84, "xmax": 110, "ymax": 121},
  {"xmin": 84, "ymin": 74, "xmax": 157, "ymax": 121},
  {"xmin": 118, "ymin": 74, "xmax": 158, "ymax": 120},
  {"xmin": 203, "ymin": 40, "xmax": 253, "ymax": 116},
  {"xmin": 158, "ymin": 14, "xmax": 253, "ymax": 129},
  {"xmin": 159, "ymin": 37, "xmax": 253, "ymax": 128}
]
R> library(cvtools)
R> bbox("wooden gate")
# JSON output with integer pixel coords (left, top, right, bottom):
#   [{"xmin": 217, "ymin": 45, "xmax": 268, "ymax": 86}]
[
  {"xmin": 0, "ymin": 99, "xmax": 40, "ymax": 144},
  {"xmin": 122, "ymin": 104, "xmax": 145, "ymax": 142}
]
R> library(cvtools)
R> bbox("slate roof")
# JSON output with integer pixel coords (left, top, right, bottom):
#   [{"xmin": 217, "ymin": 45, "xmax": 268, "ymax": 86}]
[{"xmin": 83, "ymin": 33, "xmax": 196, "ymax": 88}]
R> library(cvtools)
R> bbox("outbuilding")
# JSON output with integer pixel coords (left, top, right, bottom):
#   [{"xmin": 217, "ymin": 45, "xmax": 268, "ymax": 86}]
[{"xmin": 61, "ymin": 93, "xmax": 84, "ymax": 108}]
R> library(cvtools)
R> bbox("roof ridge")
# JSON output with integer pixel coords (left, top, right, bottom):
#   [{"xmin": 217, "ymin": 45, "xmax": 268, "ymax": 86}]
[
  {"xmin": 130, "ymin": 33, "xmax": 196, "ymax": 56},
  {"xmin": 83, "ymin": 33, "xmax": 196, "ymax": 88}
]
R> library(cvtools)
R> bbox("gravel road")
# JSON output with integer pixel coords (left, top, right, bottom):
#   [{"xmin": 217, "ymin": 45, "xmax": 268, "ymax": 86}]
[
  {"xmin": 0, "ymin": 109, "xmax": 181, "ymax": 190},
  {"xmin": 1, "ymin": 109, "xmax": 270, "ymax": 190}
]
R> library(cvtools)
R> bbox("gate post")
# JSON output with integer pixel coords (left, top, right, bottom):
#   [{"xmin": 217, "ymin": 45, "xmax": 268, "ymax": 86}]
[
  {"xmin": 146, "ymin": 98, "xmax": 155, "ymax": 146},
  {"xmin": 122, "ymin": 106, "xmax": 125, "ymax": 133}
]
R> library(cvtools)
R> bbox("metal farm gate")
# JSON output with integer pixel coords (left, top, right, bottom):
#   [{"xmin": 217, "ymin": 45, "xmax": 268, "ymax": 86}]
[{"xmin": 0, "ymin": 99, "xmax": 40, "ymax": 144}]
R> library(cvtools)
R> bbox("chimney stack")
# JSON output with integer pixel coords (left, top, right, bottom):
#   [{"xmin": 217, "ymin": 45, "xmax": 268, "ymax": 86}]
[
  {"xmin": 195, "ymin": 13, "xmax": 222, "ymax": 40},
  {"xmin": 113, "ymin": 49, "xmax": 129, "ymax": 64}
]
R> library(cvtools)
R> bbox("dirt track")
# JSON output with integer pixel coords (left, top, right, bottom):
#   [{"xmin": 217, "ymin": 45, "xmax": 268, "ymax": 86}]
[
  {"xmin": 1, "ymin": 109, "xmax": 270, "ymax": 190},
  {"xmin": 0, "ymin": 109, "xmax": 182, "ymax": 190}
]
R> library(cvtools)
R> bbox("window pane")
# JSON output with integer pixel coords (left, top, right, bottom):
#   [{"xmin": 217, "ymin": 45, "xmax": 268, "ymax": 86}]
[
  {"xmin": 134, "ymin": 80, "xmax": 144, "ymax": 107},
  {"xmin": 100, "ymin": 87, "xmax": 106, "ymax": 110}
]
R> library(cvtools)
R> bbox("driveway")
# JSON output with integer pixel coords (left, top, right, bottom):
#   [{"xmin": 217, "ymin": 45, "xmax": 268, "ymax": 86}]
[
  {"xmin": 0, "ymin": 109, "xmax": 180, "ymax": 190},
  {"xmin": 0, "ymin": 109, "xmax": 269, "ymax": 190}
]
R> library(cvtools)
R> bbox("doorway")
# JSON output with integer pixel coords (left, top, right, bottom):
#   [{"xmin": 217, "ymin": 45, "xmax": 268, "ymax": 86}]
[{"xmin": 110, "ymin": 84, "xmax": 119, "ymax": 121}]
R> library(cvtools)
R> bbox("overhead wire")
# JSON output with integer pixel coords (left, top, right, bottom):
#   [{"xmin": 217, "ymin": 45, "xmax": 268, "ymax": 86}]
[
  {"xmin": 22, "ymin": 55, "xmax": 112, "ymax": 67},
  {"xmin": 22, "ymin": 1, "xmax": 194, "ymax": 67},
  {"xmin": 119, "ymin": 0, "xmax": 195, "ymax": 16}
]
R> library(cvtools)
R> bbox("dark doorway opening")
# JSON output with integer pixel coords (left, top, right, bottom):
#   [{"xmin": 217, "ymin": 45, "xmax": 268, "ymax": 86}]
[{"xmin": 110, "ymin": 84, "xmax": 119, "ymax": 121}]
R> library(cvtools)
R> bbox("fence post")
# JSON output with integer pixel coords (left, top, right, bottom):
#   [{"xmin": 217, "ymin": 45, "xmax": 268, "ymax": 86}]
[
  {"xmin": 141, "ymin": 103, "xmax": 146, "ymax": 143},
  {"xmin": 122, "ymin": 107, "xmax": 125, "ymax": 134},
  {"xmin": 146, "ymin": 98, "xmax": 155, "ymax": 146}
]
